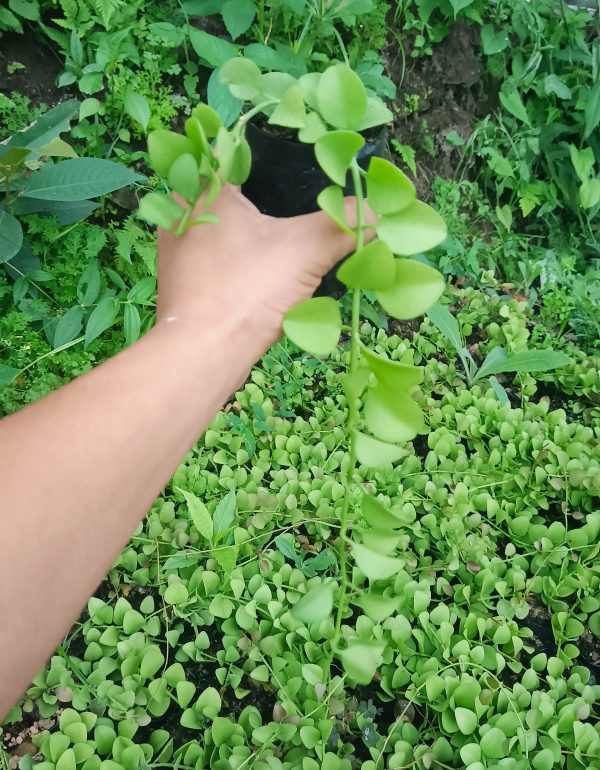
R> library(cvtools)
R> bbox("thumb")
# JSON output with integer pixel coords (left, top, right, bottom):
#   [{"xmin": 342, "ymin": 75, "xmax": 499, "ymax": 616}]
[{"xmin": 284, "ymin": 197, "xmax": 377, "ymax": 276}]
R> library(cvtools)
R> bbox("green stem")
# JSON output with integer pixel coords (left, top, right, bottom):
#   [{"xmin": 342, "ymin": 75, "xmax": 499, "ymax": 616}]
[{"xmin": 329, "ymin": 159, "xmax": 365, "ymax": 666}]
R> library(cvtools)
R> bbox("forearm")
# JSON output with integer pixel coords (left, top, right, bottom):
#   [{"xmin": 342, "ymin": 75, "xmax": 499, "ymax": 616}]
[{"xmin": 0, "ymin": 311, "xmax": 259, "ymax": 714}]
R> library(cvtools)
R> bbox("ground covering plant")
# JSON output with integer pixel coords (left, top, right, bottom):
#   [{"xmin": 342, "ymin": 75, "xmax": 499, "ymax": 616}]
[{"xmin": 1, "ymin": 1, "xmax": 599, "ymax": 769}]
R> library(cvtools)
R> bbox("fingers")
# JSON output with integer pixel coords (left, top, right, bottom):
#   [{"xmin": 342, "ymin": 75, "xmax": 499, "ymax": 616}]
[{"xmin": 285, "ymin": 196, "xmax": 377, "ymax": 276}]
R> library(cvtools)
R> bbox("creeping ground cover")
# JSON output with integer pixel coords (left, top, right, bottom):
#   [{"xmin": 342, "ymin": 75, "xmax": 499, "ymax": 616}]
[{"xmin": 1, "ymin": 1, "xmax": 599, "ymax": 769}]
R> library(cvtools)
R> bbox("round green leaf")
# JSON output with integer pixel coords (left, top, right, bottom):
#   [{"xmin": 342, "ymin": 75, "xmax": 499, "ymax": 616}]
[
  {"xmin": 338, "ymin": 641, "xmax": 385, "ymax": 684},
  {"xmin": 218, "ymin": 57, "xmax": 262, "ymax": 100},
  {"xmin": 137, "ymin": 192, "xmax": 184, "ymax": 230},
  {"xmin": 455, "ymin": 708, "xmax": 478, "ymax": 735},
  {"xmin": 376, "ymin": 259, "xmax": 445, "ymax": 320},
  {"xmin": 291, "ymin": 582, "xmax": 333, "ymax": 624},
  {"xmin": 298, "ymin": 112, "xmax": 327, "ymax": 143},
  {"xmin": 363, "ymin": 383, "xmax": 424, "ymax": 443},
  {"xmin": 184, "ymin": 117, "xmax": 212, "ymax": 158},
  {"xmin": 56, "ymin": 749, "xmax": 76, "ymax": 770},
  {"xmin": 148, "ymin": 131, "xmax": 199, "ymax": 177},
  {"xmin": 317, "ymin": 64, "xmax": 367, "ymax": 130},
  {"xmin": 315, "ymin": 130, "xmax": 365, "ymax": 187},
  {"xmin": 337, "ymin": 240, "xmax": 396, "ymax": 290},
  {"xmin": 480, "ymin": 728, "xmax": 506, "ymax": 758},
  {"xmin": 376, "ymin": 200, "xmax": 447, "ymax": 256},
  {"xmin": 190, "ymin": 103, "xmax": 223, "ymax": 138},
  {"xmin": 164, "ymin": 582, "xmax": 189, "ymax": 606},
  {"xmin": 351, "ymin": 542, "xmax": 402, "ymax": 581},
  {"xmin": 140, "ymin": 644, "xmax": 165, "ymax": 680},
  {"xmin": 228, "ymin": 138, "xmax": 252, "ymax": 186},
  {"xmin": 361, "ymin": 345, "xmax": 423, "ymax": 390},
  {"xmin": 283, "ymin": 297, "xmax": 341, "ymax": 357},
  {"xmin": 317, "ymin": 185, "xmax": 352, "ymax": 234},
  {"xmin": 366, "ymin": 157, "xmax": 416, "ymax": 215},
  {"xmin": 355, "ymin": 593, "xmax": 399, "ymax": 622},
  {"xmin": 168, "ymin": 153, "xmax": 200, "ymax": 203},
  {"xmin": 268, "ymin": 85, "xmax": 306, "ymax": 129},
  {"xmin": 354, "ymin": 430, "xmax": 405, "ymax": 468}
]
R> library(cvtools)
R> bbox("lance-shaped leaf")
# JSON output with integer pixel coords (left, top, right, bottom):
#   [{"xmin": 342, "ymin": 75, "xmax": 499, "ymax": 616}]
[
  {"xmin": 376, "ymin": 259, "xmax": 445, "ymax": 320},
  {"xmin": 283, "ymin": 297, "xmax": 341, "ymax": 357},
  {"xmin": 337, "ymin": 240, "xmax": 396, "ymax": 290},
  {"xmin": 315, "ymin": 130, "xmax": 365, "ymax": 186},
  {"xmin": 366, "ymin": 156, "xmax": 416, "ymax": 215},
  {"xmin": 364, "ymin": 383, "xmax": 424, "ymax": 443},
  {"xmin": 376, "ymin": 200, "xmax": 447, "ymax": 256}
]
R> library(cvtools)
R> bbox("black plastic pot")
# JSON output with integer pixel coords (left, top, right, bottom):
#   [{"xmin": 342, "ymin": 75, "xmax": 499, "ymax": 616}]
[{"xmin": 242, "ymin": 119, "xmax": 388, "ymax": 296}]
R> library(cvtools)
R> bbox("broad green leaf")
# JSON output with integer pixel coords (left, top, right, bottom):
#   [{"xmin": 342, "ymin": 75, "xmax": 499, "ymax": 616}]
[
  {"xmin": 84, "ymin": 297, "xmax": 119, "ymax": 349},
  {"xmin": 543, "ymin": 74, "xmax": 572, "ymax": 100},
  {"xmin": 376, "ymin": 259, "xmax": 445, "ymax": 320},
  {"xmin": 361, "ymin": 494, "xmax": 404, "ymax": 529},
  {"xmin": 364, "ymin": 383, "xmax": 424, "ymax": 443},
  {"xmin": 222, "ymin": 0, "xmax": 256, "ymax": 41},
  {"xmin": 317, "ymin": 64, "xmax": 367, "ymax": 130},
  {"xmin": 361, "ymin": 528, "xmax": 403, "ymax": 555},
  {"xmin": 123, "ymin": 303, "xmax": 141, "ymax": 347},
  {"xmin": 180, "ymin": 709, "xmax": 201, "ymax": 730},
  {"xmin": 79, "ymin": 98, "xmax": 100, "ymax": 122},
  {"xmin": 163, "ymin": 582, "xmax": 189, "ymax": 606},
  {"xmin": 355, "ymin": 593, "xmax": 399, "ymax": 622},
  {"xmin": 213, "ymin": 490, "xmax": 236, "ymax": 537},
  {"xmin": 56, "ymin": 749, "xmax": 76, "ymax": 770},
  {"xmin": 137, "ymin": 192, "xmax": 184, "ymax": 230},
  {"xmin": 449, "ymin": 0, "xmax": 475, "ymax": 16},
  {"xmin": 354, "ymin": 96, "xmax": 393, "ymax": 131},
  {"xmin": 219, "ymin": 57, "xmax": 263, "ymax": 99},
  {"xmin": 0, "ymin": 208, "xmax": 23, "ymax": 263},
  {"xmin": 176, "ymin": 681, "xmax": 196, "ymax": 709},
  {"xmin": 298, "ymin": 112, "xmax": 327, "ymax": 143},
  {"xmin": 454, "ymin": 707, "xmax": 477, "ymax": 735},
  {"xmin": 580, "ymin": 178, "xmax": 600, "ymax": 209},
  {"xmin": 148, "ymin": 130, "xmax": 199, "ymax": 177},
  {"xmin": 0, "ymin": 365, "xmax": 19, "ymax": 385},
  {"xmin": 499, "ymin": 85, "xmax": 530, "ymax": 126},
  {"xmin": 361, "ymin": 344, "xmax": 423, "ymax": 390},
  {"xmin": 480, "ymin": 728, "xmax": 506, "ymax": 758},
  {"xmin": 315, "ymin": 130, "xmax": 365, "ymax": 186},
  {"xmin": 337, "ymin": 240, "xmax": 396, "ymax": 290},
  {"xmin": 208, "ymin": 68, "xmax": 243, "ymax": 127},
  {"xmin": 178, "ymin": 487, "xmax": 213, "ymax": 541},
  {"xmin": 22, "ymin": 159, "xmax": 143, "ymax": 201},
  {"xmin": 366, "ymin": 157, "xmax": 415, "ymax": 215},
  {"xmin": 211, "ymin": 717, "xmax": 237, "ymax": 747},
  {"xmin": 481, "ymin": 24, "xmax": 509, "ymax": 55},
  {"xmin": 584, "ymin": 80, "xmax": 600, "ymax": 139},
  {"xmin": 570, "ymin": 145, "xmax": 595, "ymax": 184},
  {"xmin": 532, "ymin": 749, "xmax": 554, "ymax": 770},
  {"xmin": 257, "ymin": 72, "xmax": 297, "ymax": 101},
  {"xmin": 190, "ymin": 103, "xmax": 222, "ymax": 139},
  {"xmin": 168, "ymin": 154, "xmax": 200, "ymax": 203},
  {"xmin": 317, "ymin": 185, "xmax": 353, "ymax": 234},
  {"xmin": 34, "ymin": 137, "xmax": 78, "ymax": 158},
  {"xmin": 54, "ymin": 306, "xmax": 84, "ymax": 348},
  {"xmin": 352, "ymin": 542, "xmax": 402, "ymax": 581},
  {"xmin": 476, "ymin": 348, "xmax": 570, "ymax": 379},
  {"xmin": 283, "ymin": 297, "xmax": 341, "ymax": 357},
  {"xmin": 124, "ymin": 91, "xmax": 150, "ymax": 133},
  {"xmin": 140, "ymin": 645, "xmax": 165, "ymax": 680},
  {"xmin": 6, "ymin": 99, "xmax": 78, "ymax": 151},
  {"xmin": 188, "ymin": 28, "xmax": 238, "ymax": 67},
  {"xmin": 338, "ymin": 640, "xmax": 385, "ymax": 684},
  {"xmin": 291, "ymin": 582, "xmax": 333, "ymax": 623},
  {"xmin": 268, "ymin": 85, "xmax": 306, "ymax": 129},
  {"xmin": 354, "ymin": 431, "xmax": 405, "ymax": 468},
  {"xmin": 376, "ymin": 200, "xmax": 447, "ymax": 256}
]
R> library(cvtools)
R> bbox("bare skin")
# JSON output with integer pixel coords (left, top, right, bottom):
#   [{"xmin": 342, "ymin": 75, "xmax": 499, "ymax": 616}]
[{"xmin": 0, "ymin": 186, "xmax": 373, "ymax": 717}]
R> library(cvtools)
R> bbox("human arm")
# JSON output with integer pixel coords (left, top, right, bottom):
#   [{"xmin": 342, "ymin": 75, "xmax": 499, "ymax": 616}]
[{"xmin": 0, "ymin": 186, "xmax": 370, "ymax": 717}]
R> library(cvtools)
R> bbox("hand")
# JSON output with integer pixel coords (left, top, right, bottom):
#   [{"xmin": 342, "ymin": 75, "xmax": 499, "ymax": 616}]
[{"xmin": 156, "ymin": 185, "xmax": 374, "ymax": 354}]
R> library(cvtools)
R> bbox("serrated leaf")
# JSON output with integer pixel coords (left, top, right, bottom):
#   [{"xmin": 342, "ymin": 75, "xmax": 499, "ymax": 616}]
[
  {"xmin": 283, "ymin": 297, "xmax": 341, "ymax": 357},
  {"xmin": 211, "ymin": 544, "xmax": 239, "ymax": 573},
  {"xmin": 213, "ymin": 490, "xmax": 236, "ymax": 538},
  {"xmin": 177, "ymin": 487, "xmax": 213, "ymax": 541}
]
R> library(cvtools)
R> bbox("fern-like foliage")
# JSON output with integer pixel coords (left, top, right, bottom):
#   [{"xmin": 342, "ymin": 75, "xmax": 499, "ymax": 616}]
[{"xmin": 91, "ymin": 0, "xmax": 125, "ymax": 29}]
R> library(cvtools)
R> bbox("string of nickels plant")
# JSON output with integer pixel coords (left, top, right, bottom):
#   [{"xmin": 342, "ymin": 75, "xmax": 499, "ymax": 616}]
[{"xmin": 328, "ymin": 158, "xmax": 367, "ymax": 669}]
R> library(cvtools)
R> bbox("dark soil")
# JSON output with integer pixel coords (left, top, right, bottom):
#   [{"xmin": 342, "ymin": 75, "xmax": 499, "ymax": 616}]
[
  {"xmin": 385, "ymin": 22, "xmax": 492, "ymax": 199},
  {"xmin": 0, "ymin": 30, "xmax": 64, "ymax": 108}
]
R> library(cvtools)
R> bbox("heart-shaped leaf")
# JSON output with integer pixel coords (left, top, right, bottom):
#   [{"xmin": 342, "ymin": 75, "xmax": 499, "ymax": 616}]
[
  {"xmin": 363, "ymin": 383, "xmax": 424, "ymax": 443},
  {"xmin": 361, "ymin": 345, "xmax": 423, "ymax": 390},
  {"xmin": 269, "ymin": 85, "xmax": 306, "ymax": 128},
  {"xmin": 317, "ymin": 64, "xmax": 367, "ymax": 130},
  {"xmin": 355, "ymin": 593, "xmax": 399, "ymax": 622},
  {"xmin": 376, "ymin": 259, "xmax": 445, "ymax": 320},
  {"xmin": 337, "ymin": 240, "xmax": 396, "ymax": 290},
  {"xmin": 283, "ymin": 297, "xmax": 341, "ymax": 357},
  {"xmin": 354, "ymin": 431, "xmax": 406, "ymax": 468},
  {"xmin": 315, "ymin": 130, "xmax": 365, "ymax": 186},
  {"xmin": 291, "ymin": 582, "xmax": 333, "ymax": 623},
  {"xmin": 361, "ymin": 495, "xmax": 404, "ymax": 529},
  {"xmin": 338, "ymin": 640, "xmax": 385, "ymax": 684},
  {"xmin": 351, "ymin": 542, "xmax": 403, "ymax": 580},
  {"xmin": 376, "ymin": 200, "xmax": 447, "ymax": 255},
  {"xmin": 367, "ymin": 157, "xmax": 416, "ymax": 215}
]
